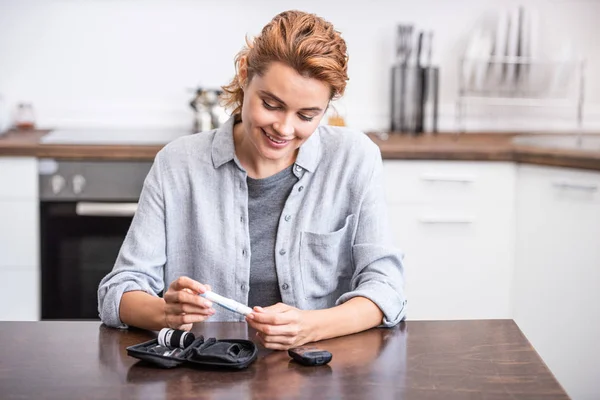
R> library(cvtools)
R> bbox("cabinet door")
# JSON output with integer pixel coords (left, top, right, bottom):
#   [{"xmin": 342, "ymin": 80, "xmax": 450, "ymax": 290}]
[
  {"xmin": 0, "ymin": 157, "xmax": 37, "ymax": 199},
  {"xmin": 0, "ymin": 200, "xmax": 38, "ymax": 268},
  {"xmin": 384, "ymin": 160, "xmax": 515, "ymax": 320},
  {"xmin": 513, "ymin": 165, "xmax": 600, "ymax": 400},
  {"xmin": 383, "ymin": 160, "xmax": 515, "ymax": 206},
  {"xmin": 0, "ymin": 268, "xmax": 39, "ymax": 321},
  {"xmin": 390, "ymin": 204, "xmax": 513, "ymax": 320}
]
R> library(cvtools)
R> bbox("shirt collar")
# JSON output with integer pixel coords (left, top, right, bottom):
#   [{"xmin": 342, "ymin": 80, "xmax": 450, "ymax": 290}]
[
  {"xmin": 211, "ymin": 115, "xmax": 237, "ymax": 169},
  {"xmin": 211, "ymin": 114, "xmax": 322, "ymax": 173}
]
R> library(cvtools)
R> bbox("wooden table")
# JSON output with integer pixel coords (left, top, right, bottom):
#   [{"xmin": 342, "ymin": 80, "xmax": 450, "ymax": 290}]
[{"xmin": 0, "ymin": 320, "xmax": 568, "ymax": 399}]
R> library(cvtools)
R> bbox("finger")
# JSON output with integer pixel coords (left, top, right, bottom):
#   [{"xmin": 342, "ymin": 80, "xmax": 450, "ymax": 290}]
[
  {"xmin": 169, "ymin": 276, "xmax": 208, "ymax": 294},
  {"xmin": 247, "ymin": 319, "xmax": 296, "ymax": 336},
  {"xmin": 166, "ymin": 312, "xmax": 211, "ymax": 327},
  {"xmin": 255, "ymin": 333, "xmax": 294, "ymax": 351},
  {"xmin": 166, "ymin": 302, "xmax": 215, "ymax": 316},
  {"xmin": 258, "ymin": 332, "xmax": 296, "ymax": 346},
  {"xmin": 165, "ymin": 289, "xmax": 213, "ymax": 308},
  {"xmin": 250, "ymin": 310, "xmax": 294, "ymax": 326},
  {"xmin": 259, "ymin": 302, "xmax": 290, "ymax": 313}
]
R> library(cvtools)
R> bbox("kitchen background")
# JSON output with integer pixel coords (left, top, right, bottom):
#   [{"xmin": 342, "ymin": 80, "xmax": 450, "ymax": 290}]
[
  {"xmin": 1, "ymin": 0, "xmax": 600, "ymax": 132},
  {"xmin": 1, "ymin": 1, "xmax": 600, "ymax": 400}
]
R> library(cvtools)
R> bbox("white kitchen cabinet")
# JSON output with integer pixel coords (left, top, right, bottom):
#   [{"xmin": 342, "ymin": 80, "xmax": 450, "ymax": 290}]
[
  {"xmin": 513, "ymin": 165, "xmax": 600, "ymax": 400},
  {"xmin": 383, "ymin": 160, "xmax": 516, "ymax": 320},
  {"xmin": 0, "ymin": 157, "xmax": 39, "ymax": 321},
  {"xmin": 0, "ymin": 268, "xmax": 39, "ymax": 320},
  {"xmin": 0, "ymin": 199, "xmax": 38, "ymax": 268},
  {"xmin": 0, "ymin": 157, "xmax": 37, "ymax": 199}
]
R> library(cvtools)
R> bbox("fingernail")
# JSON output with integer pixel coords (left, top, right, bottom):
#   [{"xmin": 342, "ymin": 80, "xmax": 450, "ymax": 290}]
[
  {"xmin": 255, "ymin": 306, "xmax": 264, "ymax": 312},
  {"xmin": 205, "ymin": 301, "xmax": 213, "ymax": 308}
]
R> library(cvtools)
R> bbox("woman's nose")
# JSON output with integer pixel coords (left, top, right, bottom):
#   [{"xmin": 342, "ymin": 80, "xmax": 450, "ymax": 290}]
[{"xmin": 274, "ymin": 114, "xmax": 294, "ymax": 137}]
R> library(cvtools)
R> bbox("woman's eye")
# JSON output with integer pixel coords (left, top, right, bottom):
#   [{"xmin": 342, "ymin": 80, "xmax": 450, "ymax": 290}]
[
  {"xmin": 298, "ymin": 114, "xmax": 314, "ymax": 122},
  {"xmin": 262, "ymin": 100, "xmax": 278, "ymax": 110}
]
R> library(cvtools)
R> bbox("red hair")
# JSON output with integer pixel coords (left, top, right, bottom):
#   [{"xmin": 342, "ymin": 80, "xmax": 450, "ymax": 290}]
[{"xmin": 221, "ymin": 10, "xmax": 349, "ymax": 115}]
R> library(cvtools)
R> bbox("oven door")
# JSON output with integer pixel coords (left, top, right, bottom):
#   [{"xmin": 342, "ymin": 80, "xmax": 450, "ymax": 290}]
[{"xmin": 40, "ymin": 201, "xmax": 137, "ymax": 320}]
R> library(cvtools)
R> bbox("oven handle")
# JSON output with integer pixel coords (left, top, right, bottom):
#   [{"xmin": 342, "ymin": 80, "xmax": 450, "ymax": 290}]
[{"xmin": 75, "ymin": 202, "xmax": 138, "ymax": 217}]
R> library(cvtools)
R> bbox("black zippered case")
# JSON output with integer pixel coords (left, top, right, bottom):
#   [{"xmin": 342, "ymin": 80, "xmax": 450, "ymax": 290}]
[{"xmin": 126, "ymin": 335, "xmax": 258, "ymax": 370}]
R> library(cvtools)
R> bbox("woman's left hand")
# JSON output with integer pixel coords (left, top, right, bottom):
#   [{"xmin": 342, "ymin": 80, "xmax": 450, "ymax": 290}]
[{"xmin": 246, "ymin": 303, "xmax": 315, "ymax": 350}]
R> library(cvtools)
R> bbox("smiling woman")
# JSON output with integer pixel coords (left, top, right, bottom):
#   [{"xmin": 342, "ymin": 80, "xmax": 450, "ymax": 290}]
[{"xmin": 97, "ymin": 10, "xmax": 407, "ymax": 351}]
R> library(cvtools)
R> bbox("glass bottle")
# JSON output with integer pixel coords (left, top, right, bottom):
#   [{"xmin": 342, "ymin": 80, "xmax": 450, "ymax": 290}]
[{"xmin": 14, "ymin": 103, "xmax": 36, "ymax": 130}]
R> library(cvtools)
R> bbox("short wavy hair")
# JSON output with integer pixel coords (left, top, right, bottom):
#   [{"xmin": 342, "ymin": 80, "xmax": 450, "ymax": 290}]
[{"xmin": 221, "ymin": 10, "xmax": 349, "ymax": 115}]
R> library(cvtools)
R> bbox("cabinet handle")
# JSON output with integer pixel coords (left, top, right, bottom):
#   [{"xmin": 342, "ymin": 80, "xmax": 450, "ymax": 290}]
[
  {"xmin": 420, "ymin": 173, "xmax": 475, "ymax": 183},
  {"xmin": 75, "ymin": 202, "xmax": 138, "ymax": 217},
  {"xmin": 552, "ymin": 181, "xmax": 598, "ymax": 192},
  {"xmin": 418, "ymin": 216, "xmax": 475, "ymax": 224}
]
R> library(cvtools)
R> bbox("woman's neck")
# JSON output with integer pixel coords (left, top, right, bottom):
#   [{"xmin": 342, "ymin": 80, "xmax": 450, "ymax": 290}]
[{"xmin": 232, "ymin": 120, "xmax": 296, "ymax": 179}]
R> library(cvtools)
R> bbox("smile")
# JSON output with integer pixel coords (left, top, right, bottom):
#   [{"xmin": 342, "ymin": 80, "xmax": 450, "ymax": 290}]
[{"xmin": 262, "ymin": 129, "xmax": 289, "ymax": 145}]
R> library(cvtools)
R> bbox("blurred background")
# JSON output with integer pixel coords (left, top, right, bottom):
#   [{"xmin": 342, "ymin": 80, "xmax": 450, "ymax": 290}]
[
  {"xmin": 1, "ymin": 1, "xmax": 599, "ymax": 399},
  {"xmin": 0, "ymin": 0, "xmax": 599, "ymax": 132}
]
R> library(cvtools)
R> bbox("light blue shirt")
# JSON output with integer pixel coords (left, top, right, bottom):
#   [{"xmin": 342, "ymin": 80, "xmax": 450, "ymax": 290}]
[{"xmin": 97, "ymin": 116, "xmax": 407, "ymax": 328}]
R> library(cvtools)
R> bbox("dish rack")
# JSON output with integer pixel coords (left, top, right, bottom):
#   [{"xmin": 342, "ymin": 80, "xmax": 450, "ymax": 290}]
[{"xmin": 456, "ymin": 56, "xmax": 586, "ymax": 132}]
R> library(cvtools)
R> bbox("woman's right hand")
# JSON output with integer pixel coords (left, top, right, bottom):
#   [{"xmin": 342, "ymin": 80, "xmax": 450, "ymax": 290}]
[{"xmin": 163, "ymin": 276, "xmax": 215, "ymax": 331}]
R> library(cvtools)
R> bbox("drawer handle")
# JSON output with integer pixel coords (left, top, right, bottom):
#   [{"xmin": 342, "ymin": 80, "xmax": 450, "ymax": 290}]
[
  {"xmin": 420, "ymin": 173, "xmax": 475, "ymax": 183},
  {"xmin": 76, "ymin": 202, "xmax": 138, "ymax": 217},
  {"xmin": 418, "ymin": 216, "xmax": 475, "ymax": 224},
  {"xmin": 552, "ymin": 181, "xmax": 598, "ymax": 192}
]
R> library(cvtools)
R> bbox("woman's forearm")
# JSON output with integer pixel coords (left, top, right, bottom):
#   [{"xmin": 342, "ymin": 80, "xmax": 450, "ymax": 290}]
[
  {"xmin": 307, "ymin": 297, "xmax": 384, "ymax": 342},
  {"xmin": 119, "ymin": 291, "xmax": 167, "ymax": 331}
]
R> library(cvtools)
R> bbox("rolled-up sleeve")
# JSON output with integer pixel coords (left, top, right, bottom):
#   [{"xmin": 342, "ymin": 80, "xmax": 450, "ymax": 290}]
[
  {"xmin": 336, "ymin": 146, "xmax": 407, "ymax": 326},
  {"xmin": 97, "ymin": 153, "xmax": 167, "ymax": 328}
]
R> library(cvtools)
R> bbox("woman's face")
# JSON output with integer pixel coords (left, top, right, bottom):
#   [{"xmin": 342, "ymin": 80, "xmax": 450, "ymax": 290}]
[{"xmin": 239, "ymin": 61, "xmax": 331, "ymax": 164}]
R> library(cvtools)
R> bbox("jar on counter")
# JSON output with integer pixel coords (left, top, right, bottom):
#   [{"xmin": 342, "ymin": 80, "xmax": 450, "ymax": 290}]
[{"xmin": 14, "ymin": 102, "xmax": 36, "ymax": 130}]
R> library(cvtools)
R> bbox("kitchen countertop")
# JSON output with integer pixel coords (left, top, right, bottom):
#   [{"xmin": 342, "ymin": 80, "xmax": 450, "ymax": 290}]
[
  {"xmin": 1, "ymin": 128, "xmax": 600, "ymax": 170},
  {"xmin": 0, "ymin": 320, "xmax": 569, "ymax": 400}
]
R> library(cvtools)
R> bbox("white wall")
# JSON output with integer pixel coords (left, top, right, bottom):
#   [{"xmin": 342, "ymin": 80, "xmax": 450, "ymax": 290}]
[{"xmin": 1, "ymin": 0, "xmax": 599, "ymax": 132}]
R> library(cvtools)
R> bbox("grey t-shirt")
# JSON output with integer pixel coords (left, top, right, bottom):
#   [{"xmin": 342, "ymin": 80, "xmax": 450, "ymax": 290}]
[{"xmin": 247, "ymin": 165, "xmax": 298, "ymax": 307}]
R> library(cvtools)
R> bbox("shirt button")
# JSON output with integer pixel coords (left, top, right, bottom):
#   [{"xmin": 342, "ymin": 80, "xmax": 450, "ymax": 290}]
[
  {"xmin": 298, "ymin": 186, "xmax": 304, "ymax": 192},
  {"xmin": 279, "ymin": 248, "xmax": 287, "ymax": 256},
  {"xmin": 242, "ymin": 249, "xmax": 247, "ymax": 256},
  {"xmin": 240, "ymin": 216, "xmax": 243, "ymax": 223},
  {"xmin": 241, "ymin": 284, "xmax": 246, "ymax": 291},
  {"xmin": 281, "ymin": 283, "xmax": 289, "ymax": 290},
  {"xmin": 295, "ymin": 165, "xmax": 302, "ymax": 172},
  {"xmin": 284, "ymin": 214, "xmax": 291, "ymax": 222}
]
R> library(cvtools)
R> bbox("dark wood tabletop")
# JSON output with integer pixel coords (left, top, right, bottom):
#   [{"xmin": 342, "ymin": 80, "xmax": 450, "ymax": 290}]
[{"xmin": 0, "ymin": 320, "xmax": 568, "ymax": 400}]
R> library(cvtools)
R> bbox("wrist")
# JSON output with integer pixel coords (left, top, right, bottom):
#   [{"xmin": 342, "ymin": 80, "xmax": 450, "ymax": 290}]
[
  {"xmin": 303, "ymin": 309, "xmax": 323, "ymax": 343},
  {"xmin": 157, "ymin": 298, "xmax": 168, "ymax": 329}
]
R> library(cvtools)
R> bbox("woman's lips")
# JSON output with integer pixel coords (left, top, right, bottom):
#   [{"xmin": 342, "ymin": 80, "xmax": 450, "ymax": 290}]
[{"xmin": 261, "ymin": 128, "xmax": 290, "ymax": 148}]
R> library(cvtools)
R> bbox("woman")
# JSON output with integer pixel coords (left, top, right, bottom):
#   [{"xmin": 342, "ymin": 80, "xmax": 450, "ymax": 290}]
[{"xmin": 98, "ymin": 10, "xmax": 406, "ymax": 350}]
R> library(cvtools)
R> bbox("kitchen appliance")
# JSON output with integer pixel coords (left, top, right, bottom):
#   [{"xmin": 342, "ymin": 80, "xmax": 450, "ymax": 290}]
[
  {"xmin": 39, "ymin": 160, "xmax": 152, "ymax": 320},
  {"xmin": 189, "ymin": 88, "xmax": 229, "ymax": 133}
]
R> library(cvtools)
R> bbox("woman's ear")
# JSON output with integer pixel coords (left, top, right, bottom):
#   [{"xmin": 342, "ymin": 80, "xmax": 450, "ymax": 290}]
[{"xmin": 238, "ymin": 56, "xmax": 248, "ymax": 90}]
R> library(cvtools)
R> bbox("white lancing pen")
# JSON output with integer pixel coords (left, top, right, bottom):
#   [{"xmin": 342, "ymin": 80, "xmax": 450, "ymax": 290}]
[{"xmin": 200, "ymin": 291, "xmax": 254, "ymax": 316}]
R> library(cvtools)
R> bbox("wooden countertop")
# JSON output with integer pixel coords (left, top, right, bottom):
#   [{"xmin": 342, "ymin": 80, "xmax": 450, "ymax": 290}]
[
  {"xmin": 1, "ymin": 128, "xmax": 600, "ymax": 170},
  {"xmin": 0, "ymin": 320, "xmax": 569, "ymax": 400}
]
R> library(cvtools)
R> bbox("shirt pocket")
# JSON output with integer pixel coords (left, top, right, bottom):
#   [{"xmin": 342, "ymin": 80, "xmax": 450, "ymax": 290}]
[{"xmin": 299, "ymin": 214, "xmax": 356, "ymax": 299}]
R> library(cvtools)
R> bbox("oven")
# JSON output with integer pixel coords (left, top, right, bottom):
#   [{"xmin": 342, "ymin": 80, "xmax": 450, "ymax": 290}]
[{"xmin": 39, "ymin": 160, "xmax": 152, "ymax": 320}]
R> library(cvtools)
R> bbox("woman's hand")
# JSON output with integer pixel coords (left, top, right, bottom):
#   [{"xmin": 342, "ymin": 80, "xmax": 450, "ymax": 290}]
[
  {"xmin": 163, "ymin": 276, "xmax": 215, "ymax": 331},
  {"xmin": 246, "ymin": 303, "xmax": 316, "ymax": 350}
]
